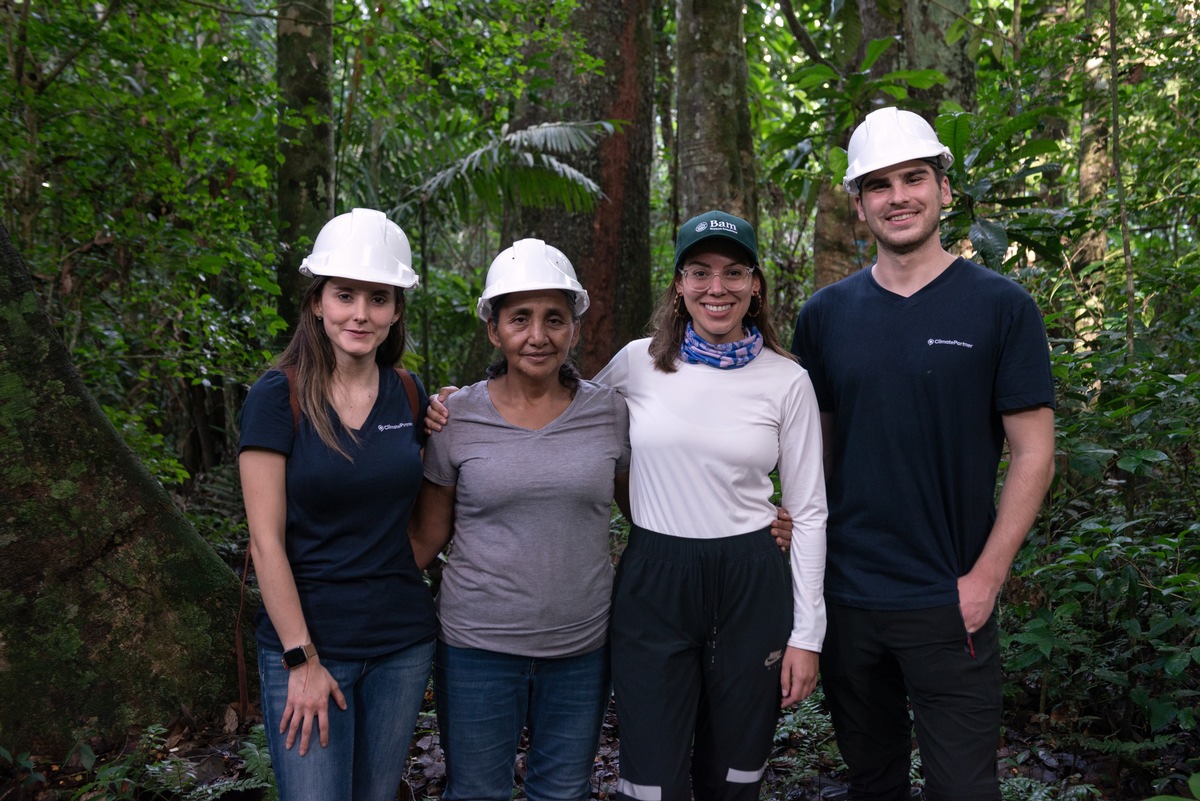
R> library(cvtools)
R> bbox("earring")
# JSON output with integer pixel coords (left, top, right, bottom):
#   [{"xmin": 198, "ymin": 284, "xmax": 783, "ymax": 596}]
[
  {"xmin": 673, "ymin": 295, "xmax": 687, "ymax": 320},
  {"xmin": 316, "ymin": 315, "xmax": 323, "ymax": 321},
  {"xmin": 748, "ymin": 294, "xmax": 762, "ymax": 318}
]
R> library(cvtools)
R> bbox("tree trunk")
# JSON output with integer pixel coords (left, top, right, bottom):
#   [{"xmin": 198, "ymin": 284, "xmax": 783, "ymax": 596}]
[
  {"xmin": 511, "ymin": 0, "xmax": 655, "ymax": 375},
  {"xmin": 276, "ymin": 0, "xmax": 336, "ymax": 331},
  {"xmin": 896, "ymin": 0, "xmax": 976, "ymax": 113},
  {"xmin": 813, "ymin": 180, "xmax": 873, "ymax": 288},
  {"xmin": 0, "ymin": 223, "xmax": 246, "ymax": 755},
  {"xmin": 655, "ymin": 0, "xmax": 680, "ymax": 234},
  {"xmin": 1074, "ymin": 0, "xmax": 1110, "ymax": 340},
  {"xmin": 675, "ymin": 0, "xmax": 758, "ymax": 224}
]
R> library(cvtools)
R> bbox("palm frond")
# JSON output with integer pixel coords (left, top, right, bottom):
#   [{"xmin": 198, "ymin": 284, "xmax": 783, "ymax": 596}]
[{"xmin": 407, "ymin": 120, "xmax": 613, "ymax": 217}]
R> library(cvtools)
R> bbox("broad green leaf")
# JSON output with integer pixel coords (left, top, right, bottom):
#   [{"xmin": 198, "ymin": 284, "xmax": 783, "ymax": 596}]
[
  {"xmin": 827, "ymin": 148, "xmax": 849, "ymax": 183},
  {"xmin": 861, "ymin": 37, "xmax": 896, "ymax": 72},
  {"xmin": 945, "ymin": 17, "xmax": 969, "ymax": 46},
  {"xmin": 878, "ymin": 69, "xmax": 947, "ymax": 90},
  {"xmin": 935, "ymin": 112, "xmax": 974, "ymax": 169},
  {"xmin": 969, "ymin": 217, "xmax": 1009, "ymax": 270},
  {"xmin": 1164, "ymin": 650, "xmax": 1192, "ymax": 678},
  {"xmin": 794, "ymin": 64, "xmax": 840, "ymax": 90}
]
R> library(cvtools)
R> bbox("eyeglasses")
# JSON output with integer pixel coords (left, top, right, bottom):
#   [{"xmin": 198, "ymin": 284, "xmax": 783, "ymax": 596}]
[{"xmin": 679, "ymin": 266, "xmax": 755, "ymax": 292}]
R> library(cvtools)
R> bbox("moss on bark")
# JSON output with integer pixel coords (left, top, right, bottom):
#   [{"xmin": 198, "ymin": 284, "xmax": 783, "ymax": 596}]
[{"xmin": 0, "ymin": 222, "xmax": 247, "ymax": 755}]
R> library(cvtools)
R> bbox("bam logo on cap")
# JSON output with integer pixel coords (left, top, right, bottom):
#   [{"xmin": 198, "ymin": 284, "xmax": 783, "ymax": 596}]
[{"xmin": 709, "ymin": 219, "xmax": 738, "ymax": 233}]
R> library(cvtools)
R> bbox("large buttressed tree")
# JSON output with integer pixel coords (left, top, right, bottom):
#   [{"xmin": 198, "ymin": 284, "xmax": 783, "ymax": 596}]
[
  {"xmin": 0, "ymin": 224, "xmax": 244, "ymax": 754},
  {"xmin": 509, "ymin": 0, "xmax": 656, "ymax": 372}
]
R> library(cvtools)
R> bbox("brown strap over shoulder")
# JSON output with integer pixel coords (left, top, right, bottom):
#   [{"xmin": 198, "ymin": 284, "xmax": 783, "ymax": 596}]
[{"xmin": 396, "ymin": 367, "xmax": 420, "ymax": 423}]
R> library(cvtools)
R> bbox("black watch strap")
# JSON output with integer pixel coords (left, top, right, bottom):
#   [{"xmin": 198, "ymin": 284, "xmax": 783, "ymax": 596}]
[{"xmin": 281, "ymin": 643, "xmax": 317, "ymax": 670}]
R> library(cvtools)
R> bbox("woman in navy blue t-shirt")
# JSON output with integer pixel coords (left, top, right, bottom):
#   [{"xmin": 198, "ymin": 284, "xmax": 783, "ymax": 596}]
[{"xmin": 239, "ymin": 209, "xmax": 436, "ymax": 801}]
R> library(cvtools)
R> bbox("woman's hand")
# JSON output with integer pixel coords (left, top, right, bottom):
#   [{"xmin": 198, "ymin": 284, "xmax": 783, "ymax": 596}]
[
  {"xmin": 280, "ymin": 659, "xmax": 348, "ymax": 755},
  {"xmin": 771, "ymin": 505, "xmax": 793, "ymax": 552}
]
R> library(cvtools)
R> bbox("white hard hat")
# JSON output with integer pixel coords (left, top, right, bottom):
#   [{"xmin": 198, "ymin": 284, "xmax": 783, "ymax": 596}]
[
  {"xmin": 843, "ymin": 107, "xmax": 954, "ymax": 195},
  {"xmin": 476, "ymin": 239, "xmax": 590, "ymax": 321},
  {"xmin": 299, "ymin": 208, "xmax": 419, "ymax": 289}
]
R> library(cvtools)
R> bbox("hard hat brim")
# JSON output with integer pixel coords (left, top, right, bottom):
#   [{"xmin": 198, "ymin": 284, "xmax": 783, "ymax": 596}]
[
  {"xmin": 477, "ymin": 283, "xmax": 590, "ymax": 322},
  {"xmin": 842, "ymin": 151, "xmax": 954, "ymax": 195},
  {"xmin": 299, "ymin": 254, "xmax": 420, "ymax": 289}
]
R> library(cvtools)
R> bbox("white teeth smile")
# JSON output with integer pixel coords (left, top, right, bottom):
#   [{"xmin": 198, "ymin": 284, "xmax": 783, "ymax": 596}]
[
  {"xmin": 889, "ymin": 213, "xmax": 916, "ymax": 222},
  {"xmin": 703, "ymin": 303, "xmax": 733, "ymax": 312}
]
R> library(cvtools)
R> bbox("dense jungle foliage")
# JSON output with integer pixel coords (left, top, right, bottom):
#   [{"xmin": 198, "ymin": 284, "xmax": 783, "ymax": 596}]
[{"xmin": 2, "ymin": 0, "xmax": 1197, "ymax": 797}]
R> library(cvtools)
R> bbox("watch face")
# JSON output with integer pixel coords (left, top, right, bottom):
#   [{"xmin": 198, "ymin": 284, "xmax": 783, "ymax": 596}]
[{"xmin": 282, "ymin": 647, "xmax": 308, "ymax": 669}]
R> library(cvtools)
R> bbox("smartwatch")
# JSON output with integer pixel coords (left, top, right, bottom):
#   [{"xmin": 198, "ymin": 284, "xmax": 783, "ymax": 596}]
[{"xmin": 281, "ymin": 643, "xmax": 317, "ymax": 670}]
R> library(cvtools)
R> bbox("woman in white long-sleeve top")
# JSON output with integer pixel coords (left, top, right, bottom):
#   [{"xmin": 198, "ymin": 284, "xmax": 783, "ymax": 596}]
[{"xmin": 596, "ymin": 210, "xmax": 827, "ymax": 801}]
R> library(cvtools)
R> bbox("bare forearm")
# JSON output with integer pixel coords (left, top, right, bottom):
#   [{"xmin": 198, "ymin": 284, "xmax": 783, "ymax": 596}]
[
  {"xmin": 409, "ymin": 480, "xmax": 455, "ymax": 569},
  {"xmin": 614, "ymin": 473, "xmax": 631, "ymax": 520},
  {"xmin": 972, "ymin": 407, "xmax": 1055, "ymax": 587},
  {"xmin": 971, "ymin": 448, "xmax": 1055, "ymax": 588},
  {"xmin": 241, "ymin": 449, "xmax": 311, "ymax": 649},
  {"xmin": 958, "ymin": 407, "xmax": 1054, "ymax": 631},
  {"xmin": 409, "ymin": 528, "xmax": 448, "ymax": 571},
  {"xmin": 252, "ymin": 543, "xmax": 312, "ymax": 647}
]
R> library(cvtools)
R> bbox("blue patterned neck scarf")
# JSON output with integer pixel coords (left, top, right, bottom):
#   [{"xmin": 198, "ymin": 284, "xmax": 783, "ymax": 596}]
[{"xmin": 680, "ymin": 323, "xmax": 763, "ymax": 369}]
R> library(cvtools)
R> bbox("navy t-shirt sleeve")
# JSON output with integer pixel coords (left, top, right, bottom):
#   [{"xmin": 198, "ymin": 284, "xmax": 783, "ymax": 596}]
[
  {"xmin": 791, "ymin": 293, "xmax": 836, "ymax": 413},
  {"xmin": 995, "ymin": 291, "xmax": 1056, "ymax": 413},
  {"xmin": 239, "ymin": 370, "xmax": 295, "ymax": 456}
]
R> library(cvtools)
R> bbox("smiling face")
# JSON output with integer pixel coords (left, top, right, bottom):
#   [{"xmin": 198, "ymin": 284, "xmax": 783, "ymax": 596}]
[
  {"xmin": 313, "ymin": 277, "xmax": 401, "ymax": 364},
  {"xmin": 675, "ymin": 239, "xmax": 762, "ymax": 345},
  {"xmin": 487, "ymin": 289, "xmax": 580, "ymax": 385},
  {"xmin": 854, "ymin": 159, "xmax": 952, "ymax": 257}
]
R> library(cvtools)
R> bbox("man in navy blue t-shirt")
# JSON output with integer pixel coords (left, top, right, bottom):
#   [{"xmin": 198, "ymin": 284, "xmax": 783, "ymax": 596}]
[{"xmin": 791, "ymin": 108, "xmax": 1056, "ymax": 801}]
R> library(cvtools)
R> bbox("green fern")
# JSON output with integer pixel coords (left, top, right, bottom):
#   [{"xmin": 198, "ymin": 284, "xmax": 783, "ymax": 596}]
[{"xmin": 1000, "ymin": 776, "xmax": 1102, "ymax": 801}]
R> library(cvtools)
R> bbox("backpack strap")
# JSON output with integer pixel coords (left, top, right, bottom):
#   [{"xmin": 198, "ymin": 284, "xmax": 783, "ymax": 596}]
[
  {"xmin": 235, "ymin": 548, "xmax": 252, "ymax": 720},
  {"xmin": 396, "ymin": 367, "xmax": 420, "ymax": 423}
]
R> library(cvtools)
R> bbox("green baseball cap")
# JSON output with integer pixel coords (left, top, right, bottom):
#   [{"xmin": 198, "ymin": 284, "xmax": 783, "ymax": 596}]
[{"xmin": 674, "ymin": 210, "xmax": 759, "ymax": 269}]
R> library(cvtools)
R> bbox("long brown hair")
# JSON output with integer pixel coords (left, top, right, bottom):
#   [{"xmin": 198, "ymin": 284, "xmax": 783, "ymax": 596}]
[
  {"xmin": 273, "ymin": 276, "xmax": 408, "ymax": 460},
  {"xmin": 646, "ymin": 267, "xmax": 794, "ymax": 373}
]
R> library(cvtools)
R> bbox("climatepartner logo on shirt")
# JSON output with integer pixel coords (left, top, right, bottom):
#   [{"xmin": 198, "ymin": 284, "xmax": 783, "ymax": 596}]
[
  {"xmin": 378, "ymin": 422, "xmax": 414, "ymax": 431},
  {"xmin": 927, "ymin": 338, "xmax": 974, "ymax": 348}
]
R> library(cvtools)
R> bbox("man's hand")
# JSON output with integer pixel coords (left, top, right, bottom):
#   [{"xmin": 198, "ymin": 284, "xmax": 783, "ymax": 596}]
[
  {"xmin": 771, "ymin": 505, "xmax": 793, "ymax": 552},
  {"xmin": 957, "ymin": 570, "xmax": 1000, "ymax": 634},
  {"xmin": 780, "ymin": 646, "xmax": 818, "ymax": 707}
]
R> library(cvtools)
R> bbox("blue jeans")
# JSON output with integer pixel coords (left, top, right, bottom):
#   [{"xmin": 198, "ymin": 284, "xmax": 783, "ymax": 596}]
[
  {"xmin": 435, "ymin": 641, "xmax": 610, "ymax": 801},
  {"xmin": 258, "ymin": 640, "xmax": 434, "ymax": 801}
]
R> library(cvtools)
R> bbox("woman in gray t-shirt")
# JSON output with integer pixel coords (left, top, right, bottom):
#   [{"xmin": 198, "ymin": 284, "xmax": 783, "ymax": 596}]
[{"xmin": 411, "ymin": 240, "xmax": 630, "ymax": 801}]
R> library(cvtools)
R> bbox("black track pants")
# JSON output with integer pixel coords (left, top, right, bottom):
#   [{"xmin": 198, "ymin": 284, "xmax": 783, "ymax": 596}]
[
  {"xmin": 820, "ymin": 603, "xmax": 1003, "ymax": 801},
  {"xmin": 611, "ymin": 526, "xmax": 792, "ymax": 801}
]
